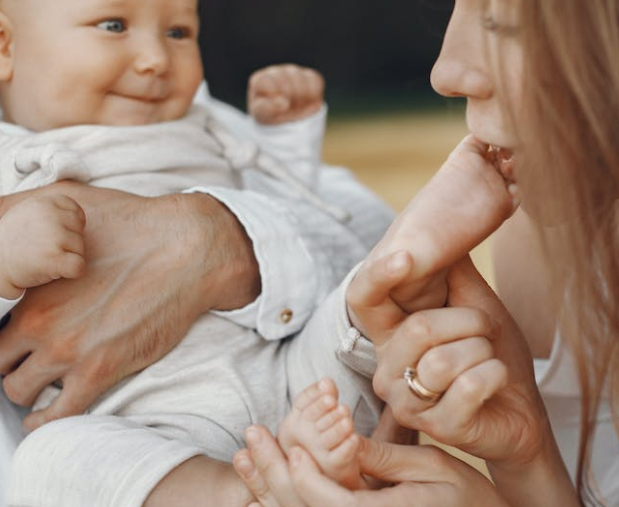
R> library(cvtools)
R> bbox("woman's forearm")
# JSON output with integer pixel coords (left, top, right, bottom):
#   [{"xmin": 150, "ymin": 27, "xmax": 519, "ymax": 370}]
[{"xmin": 488, "ymin": 431, "xmax": 578, "ymax": 507}]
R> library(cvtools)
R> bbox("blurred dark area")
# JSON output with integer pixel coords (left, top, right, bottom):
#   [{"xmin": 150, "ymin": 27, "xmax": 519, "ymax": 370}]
[{"xmin": 199, "ymin": 0, "xmax": 454, "ymax": 115}]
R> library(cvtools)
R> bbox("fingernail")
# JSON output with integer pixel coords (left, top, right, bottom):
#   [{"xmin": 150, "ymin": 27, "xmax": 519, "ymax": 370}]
[
  {"xmin": 245, "ymin": 426, "xmax": 261, "ymax": 445},
  {"xmin": 234, "ymin": 456, "xmax": 256, "ymax": 479}
]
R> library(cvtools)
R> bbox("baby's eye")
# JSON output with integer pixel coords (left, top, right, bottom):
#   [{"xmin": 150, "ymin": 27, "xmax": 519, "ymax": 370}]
[
  {"xmin": 167, "ymin": 26, "xmax": 190, "ymax": 40},
  {"xmin": 97, "ymin": 19, "xmax": 126, "ymax": 33}
]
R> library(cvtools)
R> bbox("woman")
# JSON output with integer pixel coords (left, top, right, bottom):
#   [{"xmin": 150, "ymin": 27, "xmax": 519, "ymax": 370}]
[{"xmin": 233, "ymin": 1, "xmax": 619, "ymax": 506}]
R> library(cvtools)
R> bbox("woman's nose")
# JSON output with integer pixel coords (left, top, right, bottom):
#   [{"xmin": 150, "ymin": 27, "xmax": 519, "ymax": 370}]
[
  {"xmin": 430, "ymin": 9, "xmax": 492, "ymax": 100},
  {"xmin": 431, "ymin": 57, "xmax": 491, "ymax": 99},
  {"xmin": 133, "ymin": 36, "xmax": 170, "ymax": 76}
]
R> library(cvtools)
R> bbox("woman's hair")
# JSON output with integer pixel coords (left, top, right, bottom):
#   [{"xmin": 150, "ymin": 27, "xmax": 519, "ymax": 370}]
[{"xmin": 516, "ymin": 1, "xmax": 619, "ymax": 504}]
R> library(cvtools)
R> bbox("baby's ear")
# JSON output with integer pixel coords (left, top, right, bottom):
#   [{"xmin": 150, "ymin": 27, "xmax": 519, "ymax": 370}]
[{"xmin": 0, "ymin": 11, "xmax": 14, "ymax": 81}]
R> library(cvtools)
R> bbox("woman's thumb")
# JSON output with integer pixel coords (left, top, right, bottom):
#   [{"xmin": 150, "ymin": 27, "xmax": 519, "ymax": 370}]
[{"xmin": 358, "ymin": 438, "xmax": 445, "ymax": 483}]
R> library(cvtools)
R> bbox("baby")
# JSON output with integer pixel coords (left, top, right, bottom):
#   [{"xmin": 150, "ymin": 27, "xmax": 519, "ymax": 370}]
[{"xmin": 0, "ymin": 0, "xmax": 385, "ymax": 506}]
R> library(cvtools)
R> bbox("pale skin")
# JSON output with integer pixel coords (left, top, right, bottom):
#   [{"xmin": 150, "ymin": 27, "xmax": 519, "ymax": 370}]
[
  {"xmin": 232, "ymin": 0, "xmax": 582, "ymax": 505},
  {"xmin": 268, "ymin": 130, "xmax": 519, "ymax": 494},
  {"xmin": 0, "ymin": 0, "xmax": 327, "ymax": 505},
  {"xmin": 0, "ymin": 0, "xmax": 325, "ymax": 424},
  {"xmin": 276, "ymin": 378, "xmax": 367, "ymax": 491},
  {"xmin": 0, "ymin": 194, "xmax": 85, "ymax": 300}
]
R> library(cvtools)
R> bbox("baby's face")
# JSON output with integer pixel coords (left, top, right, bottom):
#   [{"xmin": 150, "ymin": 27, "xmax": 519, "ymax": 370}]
[{"xmin": 0, "ymin": 0, "xmax": 203, "ymax": 130}]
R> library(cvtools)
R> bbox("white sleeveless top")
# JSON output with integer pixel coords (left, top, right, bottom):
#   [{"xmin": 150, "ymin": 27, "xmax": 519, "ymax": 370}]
[{"xmin": 535, "ymin": 335, "xmax": 619, "ymax": 506}]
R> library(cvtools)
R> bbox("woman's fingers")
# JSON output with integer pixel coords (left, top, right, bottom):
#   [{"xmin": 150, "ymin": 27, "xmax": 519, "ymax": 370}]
[
  {"xmin": 416, "ymin": 336, "xmax": 494, "ymax": 393},
  {"xmin": 289, "ymin": 447, "xmax": 359, "ymax": 507},
  {"xmin": 233, "ymin": 449, "xmax": 283, "ymax": 507},
  {"xmin": 372, "ymin": 306, "xmax": 498, "ymax": 403},
  {"xmin": 291, "ymin": 443, "xmax": 475, "ymax": 507},
  {"xmin": 386, "ymin": 306, "xmax": 496, "ymax": 366},
  {"xmin": 349, "ymin": 252, "xmax": 414, "ymax": 309},
  {"xmin": 346, "ymin": 251, "xmax": 413, "ymax": 342},
  {"xmin": 419, "ymin": 359, "xmax": 508, "ymax": 442},
  {"xmin": 235, "ymin": 425, "xmax": 307, "ymax": 507}
]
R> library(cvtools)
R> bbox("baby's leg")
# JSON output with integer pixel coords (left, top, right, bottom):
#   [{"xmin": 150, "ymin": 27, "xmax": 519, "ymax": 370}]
[
  {"xmin": 278, "ymin": 378, "xmax": 366, "ymax": 490},
  {"xmin": 8, "ymin": 414, "xmax": 253, "ymax": 507}
]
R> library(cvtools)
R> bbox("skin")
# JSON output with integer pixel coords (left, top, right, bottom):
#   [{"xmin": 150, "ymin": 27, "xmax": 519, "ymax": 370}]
[
  {"xmin": 0, "ymin": 0, "xmax": 327, "ymax": 428},
  {"xmin": 231, "ymin": 0, "xmax": 581, "ymax": 505},
  {"xmin": 0, "ymin": 0, "xmax": 330, "ymax": 504},
  {"xmin": 0, "ymin": 0, "xmax": 204, "ymax": 130},
  {"xmin": 0, "ymin": 195, "xmax": 85, "ymax": 300},
  {"xmin": 277, "ymin": 378, "xmax": 366, "ymax": 491},
  {"xmin": 248, "ymin": 64, "xmax": 325, "ymax": 125}
]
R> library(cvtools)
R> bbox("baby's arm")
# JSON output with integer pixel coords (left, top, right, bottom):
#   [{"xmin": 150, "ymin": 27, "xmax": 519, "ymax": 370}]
[{"xmin": 0, "ymin": 194, "xmax": 85, "ymax": 300}]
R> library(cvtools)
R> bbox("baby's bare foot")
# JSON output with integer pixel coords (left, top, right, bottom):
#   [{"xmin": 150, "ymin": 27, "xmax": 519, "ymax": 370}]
[
  {"xmin": 278, "ymin": 378, "xmax": 366, "ymax": 490},
  {"xmin": 366, "ymin": 135, "xmax": 518, "ymax": 312}
]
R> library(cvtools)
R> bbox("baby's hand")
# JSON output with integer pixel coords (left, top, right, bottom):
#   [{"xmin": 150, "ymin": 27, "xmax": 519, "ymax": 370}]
[
  {"xmin": 248, "ymin": 64, "xmax": 325, "ymax": 125},
  {"xmin": 0, "ymin": 194, "xmax": 86, "ymax": 299}
]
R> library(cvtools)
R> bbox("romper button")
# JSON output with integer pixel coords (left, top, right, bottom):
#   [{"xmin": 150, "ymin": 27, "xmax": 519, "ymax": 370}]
[{"xmin": 279, "ymin": 308, "xmax": 293, "ymax": 324}]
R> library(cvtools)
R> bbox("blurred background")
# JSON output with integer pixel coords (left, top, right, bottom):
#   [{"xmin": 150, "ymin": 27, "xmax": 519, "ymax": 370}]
[
  {"xmin": 198, "ymin": 0, "xmax": 471, "ymax": 217},
  {"xmin": 199, "ymin": 0, "xmax": 490, "ymax": 473}
]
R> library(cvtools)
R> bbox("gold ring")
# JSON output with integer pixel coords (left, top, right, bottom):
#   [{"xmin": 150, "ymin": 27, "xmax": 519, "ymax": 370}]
[{"xmin": 404, "ymin": 367, "xmax": 442, "ymax": 403}]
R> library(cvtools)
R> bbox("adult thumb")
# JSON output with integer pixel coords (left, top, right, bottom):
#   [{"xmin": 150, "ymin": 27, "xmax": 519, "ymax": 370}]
[{"xmin": 358, "ymin": 438, "xmax": 450, "ymax": 484}]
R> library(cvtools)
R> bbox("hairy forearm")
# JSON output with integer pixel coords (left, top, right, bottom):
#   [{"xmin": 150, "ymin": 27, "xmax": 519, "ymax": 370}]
[
  {"xmin": 488, "ymin": 434, "xmax": 578, "ymax": 507},
  {"xmin": 144, "ymin": 456, "xmax": 254, "ymax": 507},
  {"xmin": 181, "ymin": 192, "xmax": 261, "ymax": 311}
]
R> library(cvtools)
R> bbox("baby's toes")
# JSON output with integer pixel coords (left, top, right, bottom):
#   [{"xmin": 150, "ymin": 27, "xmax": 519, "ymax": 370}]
[
  {"xmin": 324, "ymin": 434, "xmax": 365, "ymax": 490},
  {"xmin": 293, "ymin": 378, "xmax": 338, "ymax": 414},
  {"xmin": 299, "ymin": 390, "xmax": 339, "ymax": 426},
  {"xmin": 318, "ymin": 410, "xmax": 354, "ymax": 450}
]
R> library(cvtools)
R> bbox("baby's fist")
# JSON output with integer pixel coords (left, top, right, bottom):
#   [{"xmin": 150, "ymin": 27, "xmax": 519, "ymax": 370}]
[
  {"xmin": 248, "ymin": 64, "xmax": 325, "ymax": 125},
  {"xmin": 0, "ymin": 194, "xmax": 86, "ymax": 298}
]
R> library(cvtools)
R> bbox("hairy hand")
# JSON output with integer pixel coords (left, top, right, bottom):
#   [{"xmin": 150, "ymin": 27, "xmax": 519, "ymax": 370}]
[{"xmin": 0, "ymin": 183, "xmax": 260, "ymax": 430}]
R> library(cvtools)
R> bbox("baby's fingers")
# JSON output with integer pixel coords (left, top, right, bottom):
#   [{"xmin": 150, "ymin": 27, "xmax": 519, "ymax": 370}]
[
  {"xmin": 250, "ymin": 96, "xmax": 291, "ymax": 124},
  {"xmin": 56, "ymin": 251, "xmax": 85, "ymax": 279}
]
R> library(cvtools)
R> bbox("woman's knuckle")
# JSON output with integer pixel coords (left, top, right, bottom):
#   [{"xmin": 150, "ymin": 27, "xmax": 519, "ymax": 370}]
[
  {"xmin": 3, "ymin": 376, "xmax": 27, "ymax": 405},
  {"xmin": 456, "ymin": 371, "xmax": 484, "ymax": 401},
  {"xmin": 407, "ymin": 312, "xmax": 432, "ymax": 340},
  {"xmin": 420, "ymin": 348, "xmax": 451, "ymax": 379}
]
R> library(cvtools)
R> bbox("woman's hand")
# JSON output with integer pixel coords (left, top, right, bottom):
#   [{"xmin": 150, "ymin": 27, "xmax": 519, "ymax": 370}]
[
  {"xmin": 233, "ymin": 425, "xmax": 510, "ymax": 507},
  {"xmin": 0, "ymin": 182, "xmax": 260, "ymax": 430},
  {"xmin": 360, "ymin": 252, "xmax": 549, "ymax": 467}
]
